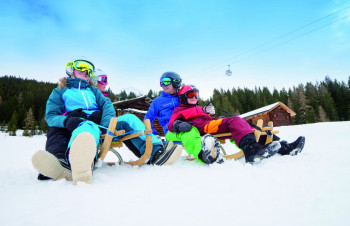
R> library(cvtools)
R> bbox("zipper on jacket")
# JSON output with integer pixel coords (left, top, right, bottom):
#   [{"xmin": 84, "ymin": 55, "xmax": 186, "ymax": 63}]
[
  {"xmin": 78, "ymin": 80, "xmax": 89, "ymax": 110},
  {"xmin": 85, "ymin": 90, "xmax": 93, "ymax": 106}
]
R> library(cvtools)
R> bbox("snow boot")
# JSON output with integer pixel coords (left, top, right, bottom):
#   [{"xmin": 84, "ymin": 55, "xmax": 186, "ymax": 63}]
[
  {"xmin": 278, "ymin": 136, "xmax": 305, "ymax": 156},
  {"xmin": 239, "ymin": 133, "xmax": 281, "ymax": 164},
  {"xmin": 69, "ymin": 132, "xmax": 97, "ymax": 185},
  {"xmin": 198, "ymin": 134, "xmax": 221, "ymax": 164},
  {"xmin": 32, "ymin": 150, "xmax": 72, "ymax": 181},
  {"xmin": 151, "ymin": 141, "xmax": 183, "ymax": 166}
]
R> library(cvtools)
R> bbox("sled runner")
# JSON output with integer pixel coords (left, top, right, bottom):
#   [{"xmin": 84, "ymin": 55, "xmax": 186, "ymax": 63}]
[
  {"xmin": 187, "ymin": 119, "xmax": 279, "ymax": 161},
  {"xmin": 98, "ymin": 117, "xmax": 153, "ymax": 166}
]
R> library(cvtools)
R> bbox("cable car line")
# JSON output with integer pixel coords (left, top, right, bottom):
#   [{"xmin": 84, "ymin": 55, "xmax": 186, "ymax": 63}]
[{"xmin": 193, "ymin": 4, "xmax": 350, "ymax": 76}]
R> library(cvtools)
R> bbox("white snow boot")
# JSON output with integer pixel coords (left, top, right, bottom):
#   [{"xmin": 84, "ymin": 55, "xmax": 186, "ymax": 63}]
[
  {"xmin": 199, "ymin": 134, "xmax": 221, "ymax": 164},
  {"xmin": 69, "ymin": 132, "xmax": 97, "ymax": 185},
  {"xmin": 32, "ymin": 150, "xmax": 72, "ymax": 181}
]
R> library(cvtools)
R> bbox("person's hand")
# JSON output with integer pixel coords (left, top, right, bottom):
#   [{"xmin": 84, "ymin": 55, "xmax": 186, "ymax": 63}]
[
  {"xmin": 203, "ymin": 103, "xmax": 215, "ymax": 115},
  {"xmin": 173, "ymin": 120, "xmax": 192, "ymax": 133},
  {"xmin": 66, "ymin": 108, "xmax": 87, "ymax": 119},
  {"xmin": 88, "ymin": 111, "xmax": 102, "ymax": 125},
  {"xmin": 64, "ymin": 117, "xmax": 85, "ymax": 133}
]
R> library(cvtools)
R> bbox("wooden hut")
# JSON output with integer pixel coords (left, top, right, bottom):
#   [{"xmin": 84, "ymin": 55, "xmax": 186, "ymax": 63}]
[
  {"xmin": 240, "ymin": 102, "xmax": 296, "ymax": 127},
  {"xmin": 112, "ymin": 96, "xmax": 165, "ymax": 136}
]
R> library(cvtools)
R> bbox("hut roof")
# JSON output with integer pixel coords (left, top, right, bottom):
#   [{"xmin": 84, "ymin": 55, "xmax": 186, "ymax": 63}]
[
  {"xmin": 112, "ymin": 96, "xmax": 152, "ymax": 111},
  {"xmin": 240, "ymin": 102, "xmax": 296, "ymax": 120}
]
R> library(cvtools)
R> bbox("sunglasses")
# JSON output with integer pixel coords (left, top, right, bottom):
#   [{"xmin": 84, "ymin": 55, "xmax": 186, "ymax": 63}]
[
  {"xmin": 98, "ymin": 75, "xmax": 108, "ymax": 85},
  {"xmin": 186, "ymin": 91, "xmax": 198, "ymax": 99},
  {"xmin": 66, "ymin": 60, "xmax": 95, "ymax": 77}
]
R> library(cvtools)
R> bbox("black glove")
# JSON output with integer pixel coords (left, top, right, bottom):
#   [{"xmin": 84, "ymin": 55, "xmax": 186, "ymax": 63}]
[
  {"xmin": 64, "ymin": 117, "xmax": 85, "ymax": 133},
  {"xmin": 173, "ymin": 120, "xmax": 192, "ymax": 133},
  {"xmin": 88, "ymin": 111, "xmax": 102, "ymax": 125},
  {"xmin": 66, "ymin": 108, "xmax": 87, "ymax": 119}
]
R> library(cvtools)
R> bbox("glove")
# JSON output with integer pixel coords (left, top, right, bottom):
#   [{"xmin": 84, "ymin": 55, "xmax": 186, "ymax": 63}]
[
  {"xmin": 173, "ymin": 120, "xmax": 192, "ymax": 133},
  {"xmin": 203, "ymin": 103, "xmax": 215, "ymax": 115},
  {"xmin": 88, "ymin": 111, "xmax": 102, "ymax": 125},
  {"xmin": 64, "ymin": 117, "xmax": 85, "ymax": 133},
  {"xmin": 66, "ymin": 108, "xmax": 87, "ymax": 119}
]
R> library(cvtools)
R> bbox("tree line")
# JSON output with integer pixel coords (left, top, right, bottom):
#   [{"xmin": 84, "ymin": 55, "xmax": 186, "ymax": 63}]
[{"xmin": 0, "ymin": 75, "xmax": 349, "ymax": 136}]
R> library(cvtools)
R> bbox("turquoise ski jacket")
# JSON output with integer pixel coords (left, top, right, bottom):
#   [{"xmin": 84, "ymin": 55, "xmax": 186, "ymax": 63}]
[{"xmin": 45, "ymin": 77, "xmax": 116, "ymax": 128}]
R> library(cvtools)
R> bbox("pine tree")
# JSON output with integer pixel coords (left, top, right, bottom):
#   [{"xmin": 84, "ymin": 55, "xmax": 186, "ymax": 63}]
[
  {"xmin": 147, "ymin": 89, "xmax": 154, "ymax": 99},
  {"xmin": 0, "ymin": 120, "xmax": 5, "ymax": 132},
  {"xmin": 128, "ymin": 92, "xmax": 137, "ymax": 99},
  {"xmin": 230, "ymin": 93, "xmax": 242, "ymax": 115},
  {"xmin": 279, "ymin": 88, "xmax": 289, "ymax": 104},
  {"xmin": 221, "ymin": 95, "xmax": 234, "ymax": 116},
  {"xmin": 272, "ymin": 88, "xmax": 280, "ymax": 102},
  {"xmin": 319, "ymin": 85, "xmax": 338, "ymax": 121},
  {"xmin": 23, "ymin": 108, "xmax": 35, "ymax": 137},
  {"xmin": 211, "ymin": 89, "xmax": 222, "ymax": 116},
  {"xmin": 318, "ymin": 105, "xmax": 330, "ymax": 122},
  {"xmin": 7, "ymin": 111, "xmax": 18, "ymax": 136}
]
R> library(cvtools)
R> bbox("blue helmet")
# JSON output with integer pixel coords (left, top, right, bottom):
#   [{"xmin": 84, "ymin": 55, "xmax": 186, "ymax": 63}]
[{"xmin": 160, "ymin": 71, "xmax": 182, "ymax": 89}]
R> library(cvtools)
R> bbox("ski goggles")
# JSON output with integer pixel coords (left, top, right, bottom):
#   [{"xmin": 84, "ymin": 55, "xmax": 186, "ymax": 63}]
[
  {"xmin": 160, "ymin": 77, "xmax": 182, "ymax": 87},
  {"xmin": 66, "ymin": 60, "xmax": 95, "ymax": 77},
  {"xmin": 160, "ymin": 77, "xmax": 172, "ymax": 86},
  {"xmin": 97, "ymin": 75, "xmax": 108, "ymax": 85},
  {"xmin": 186, "ymin": 91, "xmax": 198, "ymax": 99}
]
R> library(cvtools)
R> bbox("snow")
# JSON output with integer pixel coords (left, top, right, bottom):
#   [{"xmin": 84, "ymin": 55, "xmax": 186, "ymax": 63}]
[{"xmin": 1, "ymin": 121, "xmax": 350, "ymax": 226}]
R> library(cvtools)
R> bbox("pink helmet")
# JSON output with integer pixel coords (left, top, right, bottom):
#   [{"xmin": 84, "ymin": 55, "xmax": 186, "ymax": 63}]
[{"xmin": 178, "ymin": 84, "xmax": 199, "ymax": 105}]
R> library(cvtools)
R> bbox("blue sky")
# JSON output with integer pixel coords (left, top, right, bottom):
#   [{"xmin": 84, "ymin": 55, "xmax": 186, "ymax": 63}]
[{"xmin": 1, "ymin": 0, "xmax": 349, "ymax": 99}]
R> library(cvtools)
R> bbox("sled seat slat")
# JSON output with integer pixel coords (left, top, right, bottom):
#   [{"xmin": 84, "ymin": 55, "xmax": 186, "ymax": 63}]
[{"xmin": 98, "ymin": 118, "xmax": 153, "ymax": 166}]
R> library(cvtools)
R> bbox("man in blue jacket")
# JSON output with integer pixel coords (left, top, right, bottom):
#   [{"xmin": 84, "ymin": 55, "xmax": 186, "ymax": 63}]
[{"xmin": 144, "ymin": 72, "xmax": 221, "ymax": 164}]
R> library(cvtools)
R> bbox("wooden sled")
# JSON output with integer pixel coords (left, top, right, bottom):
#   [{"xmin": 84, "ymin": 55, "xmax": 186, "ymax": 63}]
[
  {"xmin": 98, "ymin": 117, "xmax": 153, "ymax": 166},
  {"xmin": 187, "ymin": 119, "xmax": 279, "ymax": 161}
]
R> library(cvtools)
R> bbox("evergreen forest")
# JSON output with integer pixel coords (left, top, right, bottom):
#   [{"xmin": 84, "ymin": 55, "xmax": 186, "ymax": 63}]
[{"xmin": 0, "ymin": 75, "xmax": 349, "ymax": 136}]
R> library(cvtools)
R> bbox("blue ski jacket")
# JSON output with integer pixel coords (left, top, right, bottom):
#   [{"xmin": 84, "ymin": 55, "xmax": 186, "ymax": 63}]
[
  {"xmin": 45, "ymin": 77, "xmax": 116, "ymax": 128},
  {"xmin": 144, "ymin": 91, "xmax": 179, "ymax": 135}
]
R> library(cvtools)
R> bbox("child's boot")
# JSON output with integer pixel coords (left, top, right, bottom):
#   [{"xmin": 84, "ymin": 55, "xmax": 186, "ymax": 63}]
[
  {"xmin": 69, "ymin": 132, "xmax": 96, "ymax": 185},
  {"xmin": 198, "ymin": 134, "xmax": 221, "ymax": 164},
  {"xmin": 278, "ymin": 136, "xmax": 305, "ymax": 156},
  {"xmin": 151, "ymin": 141, "xmax": 183, "ymax": 166},
  {"xmin": 32, "ymin": 150, "xmax": 72, "ymax": 181},
  {"xmin": 239, "ymin": 133, "xmax": 281, "ymax": 164}
]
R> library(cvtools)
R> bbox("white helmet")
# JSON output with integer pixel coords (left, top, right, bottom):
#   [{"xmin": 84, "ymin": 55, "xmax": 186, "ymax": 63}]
[
  {"xmin": 65, "ymin": 58, "xmax": 95, "ymax": 78},
  {"xmin": 90, "ymin": 69, "xmax": 108, "ymax": 85}
]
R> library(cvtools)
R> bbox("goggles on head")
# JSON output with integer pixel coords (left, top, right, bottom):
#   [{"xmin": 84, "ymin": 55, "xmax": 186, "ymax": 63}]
[
  {"xmin": 98, "ymin": 75, "xmax": 108, "ymax": 85},
  {"xmin": 186, "ymin": 91, "xmax": 198, "ymax": 99},
  {"xmin": 66, "ymin": 60, "xmax": 95, "ymax": 77}
]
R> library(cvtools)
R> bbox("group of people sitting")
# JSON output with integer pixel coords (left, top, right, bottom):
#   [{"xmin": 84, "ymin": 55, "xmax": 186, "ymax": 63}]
[{"xmin": 32, "ymin": 58, "xmax": 305, "ymax": 185}]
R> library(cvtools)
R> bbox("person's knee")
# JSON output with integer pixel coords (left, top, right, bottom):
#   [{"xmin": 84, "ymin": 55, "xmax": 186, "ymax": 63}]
[{"xmin": 116, "ymin": 121, "xmax": 133, "ymax": 132}]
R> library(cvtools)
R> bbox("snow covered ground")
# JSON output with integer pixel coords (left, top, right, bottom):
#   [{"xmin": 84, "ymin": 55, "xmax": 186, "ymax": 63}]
[{"xmin": 0, "ymin": 121, "xmax": 349, "ymax": 226}]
